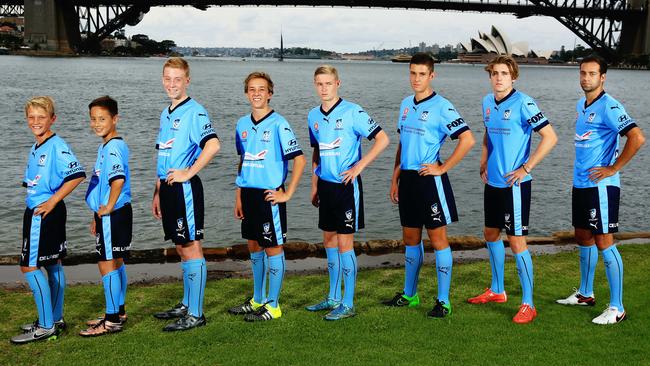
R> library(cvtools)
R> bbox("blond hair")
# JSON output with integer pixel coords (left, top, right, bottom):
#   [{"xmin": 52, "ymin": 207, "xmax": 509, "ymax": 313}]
[
  {"xmin": 244, "ymin": 71, "xmax": 274, "ymax": 94},
  {"xmin": 25, "ymin": 96, "xmax": 56, "ymax": 117},
  {"xmin": 163, "ymin": 57, "xmax": 190, "ymax": 77},
  {"xmin": 314, "ymin": 65, "xmax": 339, "ymax": 80},
  {"xmin": 485, "ymin": 55, "xmax": 520, "ymax": 80}
]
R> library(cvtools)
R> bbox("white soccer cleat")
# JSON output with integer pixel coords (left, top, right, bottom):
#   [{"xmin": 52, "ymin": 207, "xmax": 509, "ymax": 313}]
[
  {"xmin": 556, "ymin": 288, "xmax": 595, "ymax": 306},
  {"xmin": 592, "ymin": 306, "xmax": 626, "ymax": 325}
]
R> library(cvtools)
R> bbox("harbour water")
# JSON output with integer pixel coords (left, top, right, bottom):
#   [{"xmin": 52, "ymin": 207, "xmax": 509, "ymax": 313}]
[{"xmin": 0, "ymin": 56, "xmax": 648, "ymax": 255}]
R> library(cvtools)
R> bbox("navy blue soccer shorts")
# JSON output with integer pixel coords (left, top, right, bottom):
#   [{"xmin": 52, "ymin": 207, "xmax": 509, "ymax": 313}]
[
  {"xmin": 240, "ymin": 187, "xmax": 287, "ymax": 247},
  {"xmin": 484, "ymin": 181, "xmax": 531, "ymax": 236},
  {"xmin": 398, "ymin": 170, "xmax": 458, "ymax": 229},
  {"xmin": 572, "ymin": 186, "xmax": 620, "ymax": 234},
  {"xmin": 317, "ymin": 177, "xmax": 364, "ymax": 234},
  {"xmin": 159, "ymin": 175, "xmax": 205, "ymax": 245},
  {"xmin": 94, "ymin": 203, "xmax": 132, "ymax": 260},
  {"xmin": 21, "ymin": 201, "xmax": 67, "ymax": 267}
]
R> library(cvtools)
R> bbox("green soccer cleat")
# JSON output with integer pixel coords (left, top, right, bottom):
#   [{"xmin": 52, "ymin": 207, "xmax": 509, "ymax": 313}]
[
  {"xmin": 427, "ymin": 299, "xmax": 452, "ymax": 318},
  {"xmin": 382, "ymin": 292, "xmax": 420, "ymax": 307}
]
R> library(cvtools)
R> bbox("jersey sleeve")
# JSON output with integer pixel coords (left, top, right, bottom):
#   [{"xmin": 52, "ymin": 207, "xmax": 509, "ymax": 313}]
[
  {"xmin": 105, "ymin": 143, "xmax": 127, "ymax": 183},
  {"xmin": 235, "ymin": 129, "xmax": 244, "ymax": 156},
  {"xmin": 56, "ymin": 143, "xmax": 86, "ymax": 183},
  {"xmin": 440, "ymin": 103, "xmax": 470, "ymax": 140},
  {"xmin": 189, "ymin": 110, "xmax": 218, "ymax": 149},
  {"xmin": 521, "ymin": 97, "xmax": 549, "ymax": 132},
  {"xmin": 278, "ymin": 119, "xmax": 303, "ymax": 160},
  {"xmin": 397, "ymin": 102, "xmax": 405, "ymax": 134},
  {"xmin": 352, "ymin": 108, "xmax": 382, "ymax": 140},
  {"xmin": 309, "ymin": 125, "xmax": 318, "ymax": 148},
  {"xmin": 605, "ymin": 101, "xmax": 637, "ymax": 136}
]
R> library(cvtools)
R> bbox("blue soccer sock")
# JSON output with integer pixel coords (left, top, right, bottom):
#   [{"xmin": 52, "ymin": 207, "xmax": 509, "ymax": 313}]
[
  {"xmin": 102, "ymin": 269, "xmax": 121, "ymax": 316},
  {"xmin": 181, "ymin": 261, "xmax": 189, "ymax": 306},
  {"xmin": 403, "ymin": 241, "xmax": 424, "ymax": 297},
  {"xmin": 340, "ymin": 249, "xmax": 357, "ymax": 308},
  {"xmin": 486, "ymin": 240, "xmax": 505, "ymax": 294},
  {"xmin": 267, "ymin": 252, "xmax": 285, "ymax": 308},
  {"xmin": 602, "ymin": 245, "xmax": 624, "ymax": 312},
  {"xmin": 117, "ymin": 263, "xmax": 128, "ymax": 314},
  {"xmin": 250, "ymin": 250, "xmax": 267, "ymax": 304},
  {"xmin": 325, "ymin": 247, "xmax": 342, "ymax": 302},
  {"xmin": 185, "ymin": 258, "xmax": 207, "ymax": 317},
  {"xmin": 514, "ymin": 250, "xmax": 534, "ymax": 307},
  {"xmin": 579, "ymin": 245, "xmax": 598, "ymax": 297},
  {"xmin": 435, "ymin": 247, "xmax": 453, "ymax": 304},
  {"xmin": 25, "ymin": 270, "xmax": 54, "ymax": 329},
  {"xmin": 45, "ymin": 263, "xmax": 65, "ymax": 321}
]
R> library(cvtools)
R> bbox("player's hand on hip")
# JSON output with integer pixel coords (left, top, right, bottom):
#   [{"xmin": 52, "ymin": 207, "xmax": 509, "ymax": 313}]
[
  {"xmin": 588, "ymin": 166, "xmax": 616, "ymax": 183},
  {"xmin": 419, "ymin": 162, "xmax": 444, "ymax": 176},
  {"xmin": 340, "ymin": 165, "xmax": 362, "ymax": 185},
  {"xmin": 390, "ymin": 181, "xmax": 399, "ymax": 204},
  {"xmin": 265, "ymin": 188, "xmax": 289, "ymax": 204},
  {"xmin": 152, "ymin": 193, "xmax": 162, "ymax": 220},
  {"xmin": 34, "ymin": 199, "xmax": 56, "ymax": 218},
  {"xmin": 504, "ymin": 167, "xmax": 527, "ymax": 187},
  {"xmin": 166, "ymin": 168, "xmax": 191, "ymax": 185}
]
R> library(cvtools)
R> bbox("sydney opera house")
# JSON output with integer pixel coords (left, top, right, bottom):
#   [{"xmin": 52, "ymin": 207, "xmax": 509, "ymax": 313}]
[{"xmin": 458, "ymin": 26, "xmax": 553, "ymax": 64}]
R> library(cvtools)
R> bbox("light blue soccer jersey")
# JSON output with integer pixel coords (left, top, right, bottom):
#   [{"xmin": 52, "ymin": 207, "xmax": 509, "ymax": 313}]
[
  {"xmin": 235, "ymin": 110, "xmax": 303, "ymax": 189},
  {"xmin": 308, "ymin": 99, "xmax": 382, "ymax": 183},
  {"xmin": 156, "ymin": 97, "xmax": 218, "ymax": 179},
  {"xmin": 397, "ymin": 92, "xmax": 469, "ymax": 170},
  {"xmin": 85, "ymin": 137, "xmax": 131, "ymax": 212},
  {"xmin": 573, "ymin": 91, "xmax": 637, "ymax": 188},
  {"xmin": 482, "ymin": 89, "xmax": 549, "ymax": 188},
  {"xmin": 23, "ymin": 134, "xmax": 86, "ymax": 209}
]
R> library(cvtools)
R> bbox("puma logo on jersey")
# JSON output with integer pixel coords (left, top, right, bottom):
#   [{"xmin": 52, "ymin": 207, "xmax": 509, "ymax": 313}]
[
  {"xmin": 319, "ymin": 138, "xmax": 342, "ymax": 150},
  {"xmin": 244, "ymin": 150, "xmax": 268, "ymax": 161},
  {"xmin": 158, "ymin": 138, "xmax": 175, "ymax": 150}
]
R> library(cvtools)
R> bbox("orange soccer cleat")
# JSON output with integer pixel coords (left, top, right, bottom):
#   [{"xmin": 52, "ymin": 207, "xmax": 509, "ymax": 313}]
[
  {"xmin": 467, "ymin": 288, "xmax": 508, "ymax": 304},
  {"xmin": 512, "ymin": 304, "xmax": 537, "ymax": 324}
]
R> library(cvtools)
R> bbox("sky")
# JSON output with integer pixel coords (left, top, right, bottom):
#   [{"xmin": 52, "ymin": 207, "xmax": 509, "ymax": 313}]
[{"xmin": 125, "ymin": 6, "xmax": 582, "ymax": 53}]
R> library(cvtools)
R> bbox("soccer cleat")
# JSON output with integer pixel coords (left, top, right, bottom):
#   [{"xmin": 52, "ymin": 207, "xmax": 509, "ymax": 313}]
[
  {"xmin": 11, "ymin": 325, "xmax": 58, "ymax": 344},
  {"xmin": 153, "ymin": 303, "xmax": 188, "ymax": 319},
  {"xmin": 556, "ymin": 289, "xmax": 596, "ymax": 306},
  {"xmin": 427, "ymin": 300, "xmax": 452, "ymax": 318},
  {"xmin": 592, "ymin": 306, "xmax": 626, "ymax": 325},
  {"xmin": 20, "ymin": 318, "xmax": 66, "ymax": 333},
  {"xmin": 79, "ymin": 319, "xmax": 123, "ymax": 337},
  {"xmin": 86, "ymin": 313, "xmax": 128, "ymax": 326},
  {"xmin": 382, "ymin": 292, "xmax": 420, "ymax": 307},
  {"xmin": 228, "ymin": 298, "xmax": 263, "ymax": 315},
  {"xmin": 513, "ymin": 304, "xmax": 537, "ymax": 324},
  {"xmin": 244, "ymin": 304, "xmax": 282, "ymax": 322},
  {"xmin": 305, "ymin": 298, "xmax": 341, "ymax": 312},
  {"xmin": 162, "ymin": 314, "xmax": 207, "ymax": 331},
  {"xmin": 467, "ymin": 288, "xmax": 508, "ymax": 304},
  {"xmin": 323, "ymin": 304, "xmax": 356, "ymax": 321}
]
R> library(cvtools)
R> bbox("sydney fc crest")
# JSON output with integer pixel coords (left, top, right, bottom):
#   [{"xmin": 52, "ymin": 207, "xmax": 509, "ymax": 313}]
[
  {"xmin": 588, "ymin": 113, "xmax": 596, "ymax": 122},
  {"xmin": 503, "ymin": 109, "xmax": 511, "ymax": 120},
  {"xmin": 262, "ymin": 130, "xmax": 271, "ymax": 142}
]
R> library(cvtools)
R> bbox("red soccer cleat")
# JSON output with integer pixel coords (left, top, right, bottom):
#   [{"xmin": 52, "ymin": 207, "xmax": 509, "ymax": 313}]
[
  {"xmin": 513, "ymin": 304, "xmax": 537, "ymax": 324},
  {"xmin": 467, "ymin": 288, "xmax": 508, "ymax": 304}
]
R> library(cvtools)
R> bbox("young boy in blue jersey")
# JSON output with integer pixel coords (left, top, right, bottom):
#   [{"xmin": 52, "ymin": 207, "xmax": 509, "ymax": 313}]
[
  {"xmin": 556, "ymin": 54, "xmax": 645, "ymax": 325},
  {"xmin": 304, "ymin": 65, "xmax": 390, "ymax": 320},
  {"xmin": 383, "ymin": 53, "xmax": 475, "ymax": 318},
  {"xmin": 11, "ymin": 96, "xmax": 86, "ymax": 344},
  {"xmin": 79, "ymin": 96, "xmax": 131, "ymax": 336},
  {"xmin": 467, "ymin": 56, "xmax": 557, "ymax": 324},
  {"xmin": 228, "ymin": 72, "xmax": 306, "ymax": 321},
  {"xmin": 151, "ymin": 57, "xmax": 221, "ymax": 331}
]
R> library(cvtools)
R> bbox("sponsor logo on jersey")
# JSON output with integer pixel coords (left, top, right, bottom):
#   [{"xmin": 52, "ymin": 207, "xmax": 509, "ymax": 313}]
[
  {"xmin": 587, "ymin": 112, "xmax": 596, "ymax": 122},
  {"xmin": 94, "ymin": 168, "xmax": 101, "ymax": 176},
  {"xmin": 26, "ymin": 175, "xmax": 41, "ymax": 187},
  {"xmin": 319, "ymin": 137, "xmax": 342, "ymax": 151},
  {"xmin": 503, "ymin": 109, "xmax": 511, "ymax": 120},
  {"xmin": 446, "ymin": 118, "xmax": 465, "ymax": 131},
  {"xmin": 262, "ymin": 130, "xmax": 271, "ymax": 142},
  {"xmin": 401, "ymin": 107, "xmax": 409, "ymax": 121},
  {"xmin": 314, "ymin": 122, "xmax": 319, "ymax": 132},
  {"xmin": 526, "ymin": 112, "xmax": 545, "ymax": 125},
  {"xmin": 419, "ymin": 111, "xmax": 429, "ymax": 121},
  {"xmin": 485, "ymin": 108, "xmax": 491, "ymax": 122},
  {"xmin": 158, "ymin": 138, "xmax": 175, "ymax": 150},
  {"xmin": 575, "ymin": 131, "xmax": 593, "ymax": 141},
  {"xmin": 243, "ymin": 150, "xmax": 268, "ymax": 161},
  {"xmin": 38, "ymin": 154, "xmax": 47, "ymax": 166},
  {"xmin": 242, "ymin": 130, "xmax": 248, "ymax": 139},
  {"xmin": 172, "ymin": 119, "xmax": 181, "ymax": 130}
]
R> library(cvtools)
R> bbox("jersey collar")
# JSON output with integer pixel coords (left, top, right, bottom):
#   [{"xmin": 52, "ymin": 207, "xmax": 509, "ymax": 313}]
[
  {"xmin": 584, "ymin": 90, "xmax": 606, "ymax": 110},
  {"xmin": 320, "ymin": 98, "xmax": 342, "ymax": 116},
  {"xmin": 168, "ymin": 96, "xmax": 192, "ymax": 114},
  {"xmin": 494, "ymin": 89, "xmax": 516, "ymax": 106},
  {"xmin": 35, "ymin": 133, "xmax": 56, "ymax": 149},
  {"xmin": 250, "ymin": 110, "xmax": 275, "ymax": 125},
  {"xmin": 103, "ymin": 136, "xmax": 123, "ymax": 147},
  {"xmin": 413, "ymin": 92, "xmax": 436, "ymax": 105}
]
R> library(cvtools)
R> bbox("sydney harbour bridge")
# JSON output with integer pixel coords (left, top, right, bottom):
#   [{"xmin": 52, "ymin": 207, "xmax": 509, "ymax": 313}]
[{"xmin": 0, "ymin": 0, "xmax": 649, "ymax": 61}]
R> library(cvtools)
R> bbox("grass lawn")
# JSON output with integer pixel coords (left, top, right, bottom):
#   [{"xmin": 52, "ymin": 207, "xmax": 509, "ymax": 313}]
[{"xmin": 1, "ymin": 244, "xmax": 649, "ymax": 365}]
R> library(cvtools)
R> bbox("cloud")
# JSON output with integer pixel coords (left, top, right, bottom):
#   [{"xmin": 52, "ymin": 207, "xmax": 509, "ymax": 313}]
[{"xmin": 126, "ymin": 6, "xmax": 579, "ymax": 52}]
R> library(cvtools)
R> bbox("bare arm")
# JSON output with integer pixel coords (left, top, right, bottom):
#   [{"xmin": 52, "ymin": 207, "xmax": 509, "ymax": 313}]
[
  {"xmin": 390, "ymin": 142, "xmax": 402, "ymax": 203},
  {"xmin": 419, "ymin": 130, "xmax": 475, "ymax": 176},
  {"xmin": 341, "ymin": 130, "xmax": 390, "ymax": 184},
  {"xmin": 266, "ymin": 154, "xmax": 307, "ymax": 204},
  {"xmin": 166, "ymin": 138, "xmax": 221, "ymax": 184},
  {"xmin": 97, "ymin": 178, "xmax": 125, "ymax": 216},
  {"xmin": 311, "ymin": 146, "xmax": 320, "ymax": 207},
  {"xmin": 589, "ymin": 126, "xmax": 646, "ymax": 183},
  {"xmin": 480, "ymin": 132, "xmax": 488, "ymax": 183},
  {"xmin": 34, "ymin": 176, "xmax": 85, "ymax": 218},
  {"xmin": 505, "ymin": 124, "xmax": 558, "ymax": 186}
]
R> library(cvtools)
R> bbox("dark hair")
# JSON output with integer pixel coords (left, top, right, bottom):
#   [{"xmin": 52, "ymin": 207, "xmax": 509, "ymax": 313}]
[
  {"xmin": 579, "ymin": 54, "xmax": 608, "ymax": 74},
  {"xmin": 88, "ymin": 95, "xmax": 118, "ymax": 116},
  {"xmin": 410, "ymin": 53, "xmax": 435, "ymax": 72}
]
